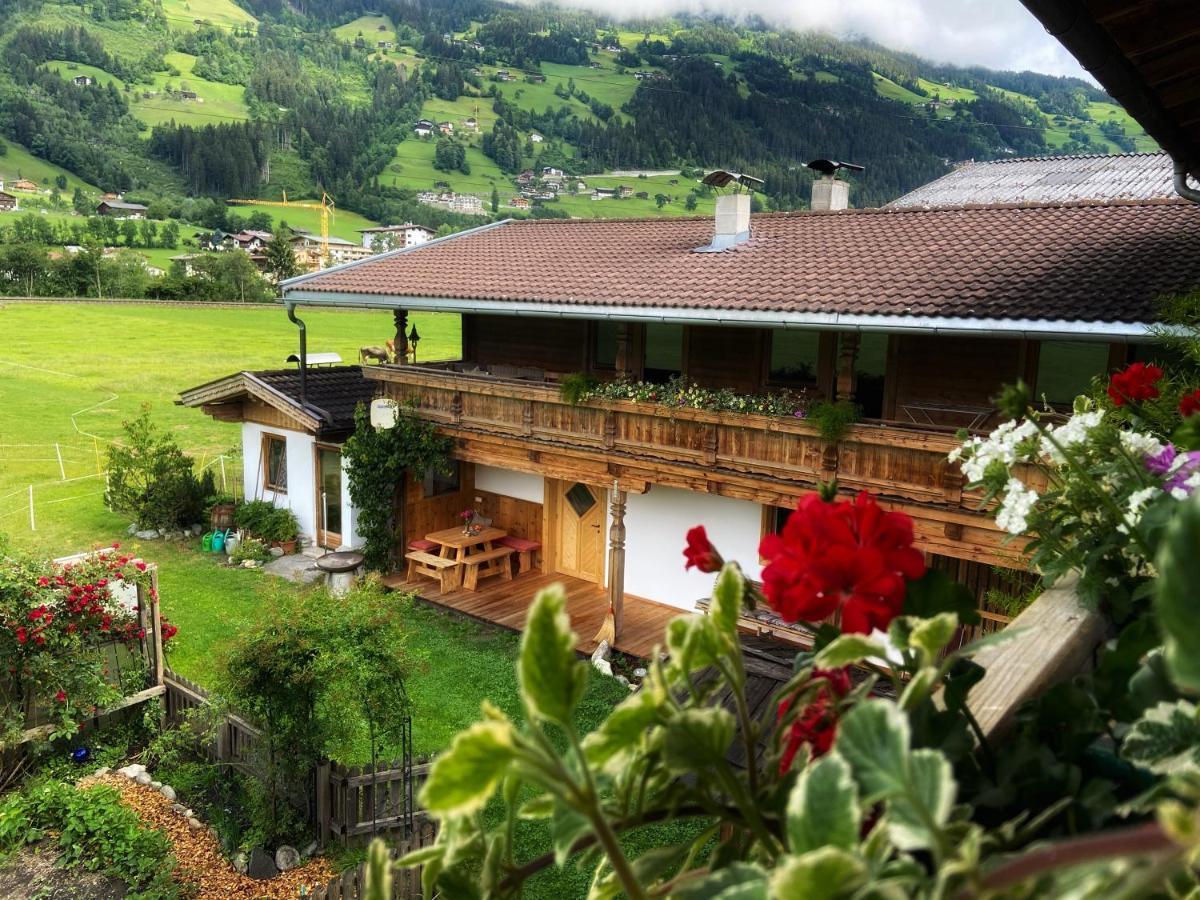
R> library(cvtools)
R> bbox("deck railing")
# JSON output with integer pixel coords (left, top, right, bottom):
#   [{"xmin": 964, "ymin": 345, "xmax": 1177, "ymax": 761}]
[{"xmin": 367, "ymin": 364, "xmax": 1037, "ymax": 524}]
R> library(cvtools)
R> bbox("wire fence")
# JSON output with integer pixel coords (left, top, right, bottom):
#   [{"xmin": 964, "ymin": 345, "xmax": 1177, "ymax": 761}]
[{"xmin": 0, "ymin": 438, "xmax": 242, "ymax": 534}]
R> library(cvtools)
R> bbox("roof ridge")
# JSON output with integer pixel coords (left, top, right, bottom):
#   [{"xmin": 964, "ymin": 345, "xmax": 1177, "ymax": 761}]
[{"xmin": 969, "ymin": 150, "xmax": 1169, "ymax": 166}]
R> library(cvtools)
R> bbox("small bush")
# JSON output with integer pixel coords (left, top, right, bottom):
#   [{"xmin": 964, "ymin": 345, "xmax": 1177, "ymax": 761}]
[
  {"xmin": 807, "ymin": 399, "xmax": 860, "ymax": 443},
  {"xmin": 233, "ymin": 499, "xmax": 275, "ymax": 535},
  {"xmin": 559, "ymin": 372, "xmax": 597, "ymax": 406},
  {"xmin": 231, "ymin": 536, "xmax": 270, "ymax": 563},
  {"xmin": 261, "ymin": 507, "xmax": 299, "ymax": 543},
  {"xmin": 105, "ymin": 406, "xmax": 207, "ymax": 531}
]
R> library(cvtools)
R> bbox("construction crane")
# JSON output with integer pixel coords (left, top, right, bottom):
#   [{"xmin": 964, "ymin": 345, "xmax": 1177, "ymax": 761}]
[{"xmin": 227, "ymin": 191, "xmax": 335, "ymax": 268}]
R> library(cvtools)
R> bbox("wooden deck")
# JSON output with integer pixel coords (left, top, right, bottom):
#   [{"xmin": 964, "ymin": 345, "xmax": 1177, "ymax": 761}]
[{"xmin": 382, "ymin": 570, "xmax": 681, "ymax": 659}]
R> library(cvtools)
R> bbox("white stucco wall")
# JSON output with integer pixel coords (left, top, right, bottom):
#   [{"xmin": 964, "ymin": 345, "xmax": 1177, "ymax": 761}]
[
  {"xmin": 240, "ymin": 423, "xmax": 360, "ymax": 549},
  {"xmin": 623, "ymin": 486, "xmax": 764, "ymax": 611},
  {"xmin": 474, "ymin": 465, "xmax": 545, "ymax": 503}
]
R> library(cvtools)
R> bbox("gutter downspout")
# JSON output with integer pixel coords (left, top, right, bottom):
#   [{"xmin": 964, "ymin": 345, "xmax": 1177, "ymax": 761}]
[
  {"xmin": 286, "ymin": 302, "xmax": 307, "ymax": 404},
  {"xmin": 1174, "ymin": 160, "xmax": 1200, "ymax": 204}
]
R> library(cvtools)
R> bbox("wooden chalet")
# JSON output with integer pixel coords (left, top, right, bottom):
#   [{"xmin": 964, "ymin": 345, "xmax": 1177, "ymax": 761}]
[
  {"xmin": 0, "ymin": 190, "xmax": 18, "ymax": 212},
  {"xmin": 265, "ymin": 173, "xmax": 1200, "ymax": 647}
]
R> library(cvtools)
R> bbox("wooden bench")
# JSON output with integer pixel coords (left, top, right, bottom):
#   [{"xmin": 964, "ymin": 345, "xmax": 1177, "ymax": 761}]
[
  {"xmin": 498, "ymin": 536, "xmax": 541, "ymax": 574},
  {"xmin": 405, "ymin": 551, "xmax": 460, "ymax": 594},
  {"xmin": 695, "ymin": 596, "xmax": 816, "ymax": 648},
  {"xmin": 461, "ymin": 546, "xmax": 515, "ymax": 591}
]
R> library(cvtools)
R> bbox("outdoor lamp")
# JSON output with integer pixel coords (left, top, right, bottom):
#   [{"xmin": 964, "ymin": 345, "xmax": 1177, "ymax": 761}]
[{"xmin": 408, "ymin": 324, "xmax": 421, "ymax": 362}]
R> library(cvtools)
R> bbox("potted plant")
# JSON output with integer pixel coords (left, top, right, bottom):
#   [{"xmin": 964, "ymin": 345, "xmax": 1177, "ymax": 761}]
[
  {"xmin": 264, "ymin": 508, "xmax": 299, "ymax": 554},
  {"xmin": 233, "ymin": 500, "xmax": 275, "ymax": 538}
]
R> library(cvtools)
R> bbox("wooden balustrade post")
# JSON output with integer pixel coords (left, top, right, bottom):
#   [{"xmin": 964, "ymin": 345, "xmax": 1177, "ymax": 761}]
[
  {"xmin": 836, "ymin": 332, "xmax": 860, "ymax": 402},
  {"xmin": 393, "ymin": 309, "xmax": 409, "ymax": 361},
  {"xmin": 607, "ymin": 484, "xmax": 627, "ymax": 640}
]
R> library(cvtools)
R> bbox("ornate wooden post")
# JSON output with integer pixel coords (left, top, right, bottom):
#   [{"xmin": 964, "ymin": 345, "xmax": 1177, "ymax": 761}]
[
  {"xmin": 836, "ymin": 332, "xmax": 860, "ymax": 402},
  {"xmin": 393, "ymin": 309, "xmax": 409, "ymax": 361},
  {"xmin": 607, "ymin": 483, "xmax": 628, "ymax": 640}
]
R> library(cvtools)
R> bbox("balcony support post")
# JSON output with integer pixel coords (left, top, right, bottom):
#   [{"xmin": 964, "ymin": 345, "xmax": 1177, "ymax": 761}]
[
  {"xmin": 607, "ymin": 483, "xmax": 628, "ymax": 640},
  {"xmin": 393, "ymin": 309, "xmax": 409, "ymax": 361},
  {"xmin": 836, "ymin": 332, "xmax": 860, "ymax": 402}
]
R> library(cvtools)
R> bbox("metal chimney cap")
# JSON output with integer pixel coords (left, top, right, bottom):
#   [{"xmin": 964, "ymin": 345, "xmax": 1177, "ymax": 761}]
[
  {"xmin": 807, "ymin": 159, "xmax": 865, "ymax": 177},
  {"xmin": 701, "ymin": 170, "xmax": 765, "ymax": 192}
]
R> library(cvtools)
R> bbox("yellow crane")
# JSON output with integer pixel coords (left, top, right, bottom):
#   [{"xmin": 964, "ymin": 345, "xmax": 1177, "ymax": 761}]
[{"xmin": 227, "ymin": 191, "xmax": 335, "ymax": 268}]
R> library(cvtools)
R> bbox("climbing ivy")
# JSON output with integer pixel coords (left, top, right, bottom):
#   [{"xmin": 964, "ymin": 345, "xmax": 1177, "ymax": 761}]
[{"xmin": 342, "ymin": 403, "xmax": 452, "ymax": 571}]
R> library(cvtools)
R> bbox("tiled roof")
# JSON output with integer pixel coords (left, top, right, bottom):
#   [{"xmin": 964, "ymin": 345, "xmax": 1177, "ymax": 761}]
[
  {"xmin": 888, "ymin": 153, "xmax": 1174, "ymax": 207},
  {"xmin": 99, "ymin": 199, "xmax": 148, "ymax": 210},
  {"xmin": 179, "ymin": 366, "xmax": 376, "ymax": 439},
  {"xmin": 283, "ymin": 200, "xmax": 1200, "ymax": 326}
]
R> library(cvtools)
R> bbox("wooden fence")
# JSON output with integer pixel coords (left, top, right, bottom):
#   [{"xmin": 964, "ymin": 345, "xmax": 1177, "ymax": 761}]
[
  {"xmin": 164, "ymin": 669, "xmax": 424, "ymax": 848},
  {"xmin": 311, "ymin": 818, "xmax": 438, "ymax": 900}
]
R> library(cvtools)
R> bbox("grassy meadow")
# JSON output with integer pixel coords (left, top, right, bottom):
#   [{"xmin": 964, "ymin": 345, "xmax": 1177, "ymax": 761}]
[
  {"xmin": 0, "ymin": 137, "xmax": 101, "ymax": 196},
  {"xmin": 161, "ymin": 0, "xmax": 257, "ymax": 31}
]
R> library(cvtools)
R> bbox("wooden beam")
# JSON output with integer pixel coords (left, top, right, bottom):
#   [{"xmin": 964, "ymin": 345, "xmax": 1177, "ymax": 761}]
[
  {"xmin": 836, "ymin": 332, "xmax": 860, "ymax": 402},
  {"xmin": 965, "ymin": 576, "xmax": 1107, "ymax": 741}
]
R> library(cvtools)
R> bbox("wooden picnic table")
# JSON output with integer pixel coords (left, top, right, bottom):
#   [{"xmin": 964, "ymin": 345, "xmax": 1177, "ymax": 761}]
[{"xmin": 425, "ymin": 526, "xmax": 515, "ymax": 591}]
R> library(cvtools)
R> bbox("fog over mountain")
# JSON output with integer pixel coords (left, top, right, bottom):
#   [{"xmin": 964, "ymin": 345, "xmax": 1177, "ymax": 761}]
[{"xmin": 519, "ymin": 0, "xmax": 1092, "ymax": 81}]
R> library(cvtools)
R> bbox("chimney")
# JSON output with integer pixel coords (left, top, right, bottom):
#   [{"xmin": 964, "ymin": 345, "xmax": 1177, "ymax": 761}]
[
  {"xmin": 810, "ymin": 175, "xmax": 850, "ymax": 211},
  {"xmin": 806, "ymin": 159, "xmax": 864, "ymax": 211},
  {"xmin": 696, "ymin": 193, "xmax": 751, "ymax": 252}
]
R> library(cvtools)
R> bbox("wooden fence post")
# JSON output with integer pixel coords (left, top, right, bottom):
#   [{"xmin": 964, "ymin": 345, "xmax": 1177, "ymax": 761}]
[{"xmin": 316, "ymin": 760, "xmax": 332, "ymax": 850}]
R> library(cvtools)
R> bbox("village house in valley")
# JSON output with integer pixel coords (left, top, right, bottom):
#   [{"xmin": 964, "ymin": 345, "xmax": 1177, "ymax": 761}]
[
  {"xmin": 229, "ymin": 163, "xmax": 1200, "ymax": 651},
  {"xmin": 357, "ymin": 223, "xmax": 435, "ymax": 250},
  {"xmin": 96, "ymin": 199, "xmax": 148, "ymax": 219}
]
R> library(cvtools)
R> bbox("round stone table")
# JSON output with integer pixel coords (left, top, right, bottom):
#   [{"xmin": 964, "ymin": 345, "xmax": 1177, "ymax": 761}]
[{"xmin": 315, "ymin": 551, "xmax": 365, "ymax": 597}]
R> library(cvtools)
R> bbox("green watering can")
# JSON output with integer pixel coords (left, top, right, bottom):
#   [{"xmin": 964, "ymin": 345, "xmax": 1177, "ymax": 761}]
[
  {"xmin": 201, "ymin": 532, "xmax": 214, "ymax": 552},
  {"xmin": 211, "ymin": 529, "xmax": 230, "ymax": 554}
]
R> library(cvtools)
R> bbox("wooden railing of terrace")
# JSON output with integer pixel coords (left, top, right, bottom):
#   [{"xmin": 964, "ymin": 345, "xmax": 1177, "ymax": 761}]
[{"xmin": 367, "ymin": 365, "xmax": 1035, "ymax": 566}]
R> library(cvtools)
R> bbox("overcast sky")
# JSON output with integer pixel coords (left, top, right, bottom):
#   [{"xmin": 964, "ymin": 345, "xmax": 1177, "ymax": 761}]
[{"xmin": 539, "ymin": 0, "xmax": 1092, "ymax": 81}]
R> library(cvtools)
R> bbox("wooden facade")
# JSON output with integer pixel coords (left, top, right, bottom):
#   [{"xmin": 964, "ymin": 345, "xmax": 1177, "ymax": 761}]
[{"xmin": 370, "ymin": 363, "xmax": 1040, "ymax": 567}]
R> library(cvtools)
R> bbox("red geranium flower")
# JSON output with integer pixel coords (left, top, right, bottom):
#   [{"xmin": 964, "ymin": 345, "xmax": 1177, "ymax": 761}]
[
  {"xmin": 1108, "ymin": 362, "xmax": 1163, "ymax": 407},
  {"xmin": 778, "ymin": 667, "xmax": 852, "ymax": 773},
  {"xmin": 682, "ymin": 526, "xmax": 723, "ymax": 573},
  {"xmin": 15, "ymin": 627, "xmax": 27, "ymax": 645},
  {"xmin": 759, "ymin": 492, "xmax": 925, "ymax": 634},
  {"xmin": 54, "ymin": 690, "xmax": 66, "ymax": 703},
  {"xmin": 1181, "ymin": 389, "xmax": 1200, "ymax": 418}
]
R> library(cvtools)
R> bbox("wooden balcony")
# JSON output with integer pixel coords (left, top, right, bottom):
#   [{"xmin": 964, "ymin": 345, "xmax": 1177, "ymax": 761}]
[{"xmin": 366, "ymin": 364, "xmax": 1031, "ymax": 565}]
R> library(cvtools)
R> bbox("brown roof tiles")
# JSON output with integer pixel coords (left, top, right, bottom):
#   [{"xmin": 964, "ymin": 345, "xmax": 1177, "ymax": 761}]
[{"xmin": 283, "ymin": 201, "xmax": 1200, "ymax": 325}]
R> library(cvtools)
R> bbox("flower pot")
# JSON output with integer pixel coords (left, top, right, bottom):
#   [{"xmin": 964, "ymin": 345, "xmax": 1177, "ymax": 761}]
[{"xmin": 271, "ymin": 539, "xmax": 298, "ymax": 555}]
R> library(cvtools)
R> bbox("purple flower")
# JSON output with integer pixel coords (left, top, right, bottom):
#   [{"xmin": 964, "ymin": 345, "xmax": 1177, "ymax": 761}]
[
  {"xmin": 1146, "ymin": 444, "xmax": 1178, "ymax": 476},
  {"xmin": 793, "ymin": 409, "xmax": 807, "ymax": 419}
]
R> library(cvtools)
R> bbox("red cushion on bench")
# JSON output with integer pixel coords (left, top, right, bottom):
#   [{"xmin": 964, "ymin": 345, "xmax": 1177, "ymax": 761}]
[
  {"xmin": 408, "ymin": 539, "xmax": 437, "ymax": 552},
  {"xmin": 499, "ymin": 536, "xmax": 541, "ymax": 552}
]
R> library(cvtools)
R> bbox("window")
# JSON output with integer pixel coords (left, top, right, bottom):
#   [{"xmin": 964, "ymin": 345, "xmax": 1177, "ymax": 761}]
[
  {"xmin": 262, "ymin": 434, "xmax": 287, "ymax": 493},
  {"xmin": 1036, "ymin": 341, "xmax": 1110, "ymax": 406},
  {"xmin": 763, "ymin": 505, "xmax": 791, "ymax": 537},
  {"xmin": 423, "ymin": 461, "xmax": 461, "ymax": 498},
  {"xmin": 565, "ymin": 482, "xmax": 597, "ymax": 517},
  {"xmin": 644, "ymin": 323, "xmax": 683, "ymax": 382},
  {"xmin": 769, "ymin": 330, "xmax": 820, "ymax": 385},
  {"xmin": 593, "ymin": 322, "xmax": 618, "ymax": 370},
  {"xmin": 851, "ymin": 333, "xmax": 888, "ymax": 419}
]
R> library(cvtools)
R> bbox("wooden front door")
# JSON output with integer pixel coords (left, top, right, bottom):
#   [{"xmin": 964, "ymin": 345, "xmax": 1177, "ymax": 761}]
[
  {"xmin": 315, "ymin": 445, "xmax": 343, "ymax": 548},
  {"xmin": 553, "ymin": 481, "xmax": 605, "ymax": 583}
]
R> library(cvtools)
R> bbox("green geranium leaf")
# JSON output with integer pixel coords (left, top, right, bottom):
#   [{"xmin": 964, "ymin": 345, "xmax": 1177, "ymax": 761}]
[
  {"xmin": 909, "ymin": 613, "xmax": 958, "ymax": 664},
  {"xmin": 889, "ymin": 749, "xmax": 955, "ymax": 851},
  {"xmin": 1123, "ymin": 700, "xmax": 1200, "ymax": 774},
  {"xmin": 834, "ymin": 700, "xmax": 909, "ymax": 802},
  {"xmin": 517, "ymin": 795, "xmax": 556, "ymax": 820},
  {"xmin": 769, "ymin": 847, "xmax": 865, "ymax": 900},
  {"xmin": 814, "ymin": 634, "xmax": 888, "ymax": 669},
  {"xmin": 582, "ymin": 690, "xmax": 662, "ymax": 769},
  {"xmin": 672, "ymin": 863, "xmax": 769, "ymax": 900},
  {"xmin": 898, "ymin": 667, "xmax": 940, "ymax": 711},
  {"xmin": 419, "ymin": 720, "xmax": 517, "ymax": 817},
  {"xmin": 662, "ymin": 707, "xmax": 736, "ymax": 774},
  {"xmin": 552, "ymin": 803, "xmax": 592, "ymax": 866},
  {"xmin": 1155, "ymin": 495, "xmax": 1200, "ymax": 694},
  {"xmin": 903, "ymin": 569, "xmax": 979, "ymax": 625},
  {"xmin": 666, "ymin": 614, "xmax": 722, "ymax": 675},
  {"xmin": 786, "ymin": 753, "xmax": 860, "ymax": 854},
  {"xmin": 395, "ymin": 843, "xmax": 444, "ymax": 868},
  {"xmin": 710, "ymin": 563, "xmax": 745, "ymax": 643},
  {"xmin": 519, "ymin": 586, "xmax": 587, "ymax": 726}
]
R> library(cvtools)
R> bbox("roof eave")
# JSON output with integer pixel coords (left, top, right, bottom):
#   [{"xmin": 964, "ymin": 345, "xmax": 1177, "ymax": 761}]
[
  {"xmin": 177, "ymin": 372, "xmax": 324, "ymax": 431},
  {"xmin": 279, "ymin": 291, "xmax": 1156, "ymax": 341}
]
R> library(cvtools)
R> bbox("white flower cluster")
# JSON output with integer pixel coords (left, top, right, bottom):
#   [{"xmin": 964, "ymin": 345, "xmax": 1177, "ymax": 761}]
[
  {"xmin": 1040, "ymin": 410, "xmax": 1105, "ymax": 463},
  {"xmin": 948, "ymin": 419, "xmax": 1039, "ymax": 483},
  {"xmin": 1118, "ymin": 430, "xmax": 1164, "ymax": 459},
  {"xmin": 995, "ymin": 477, "xmax": 1039, "ymax": 535},
  {"xmin": 1118, "ymin": 486, "xmax": 1161, "ymax": 535},
  {"xmin": 1169, "ymin": 471, "xmax": 1200, "ymax": 501}
]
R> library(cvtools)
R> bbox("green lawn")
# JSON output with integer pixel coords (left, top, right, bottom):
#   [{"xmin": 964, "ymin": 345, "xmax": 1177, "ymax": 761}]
[
  {"xmin": 332, "ymin": 14, "xmax": 396, "ymax": 46},
  {"xmin": 224, "ymin": 200, "xmax": 380, "ymax": 242},
  {"xmin": 160, "ymin": 0, "xmax": 257, "ymax": 31},
  {"xmin": 872, "ymin": 72, "xmax": 927, "ymax": 105}
]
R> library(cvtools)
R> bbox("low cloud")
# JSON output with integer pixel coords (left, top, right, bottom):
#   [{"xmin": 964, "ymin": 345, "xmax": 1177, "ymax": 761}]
[{"xmin": 532, "ymin": 0, "xmax": 1091, "ymax": 81}]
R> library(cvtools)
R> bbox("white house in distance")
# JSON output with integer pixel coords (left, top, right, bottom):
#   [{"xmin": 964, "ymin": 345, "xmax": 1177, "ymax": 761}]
[
  {"xmin": 178, "ymin": 366, "xmax": 379, "ymax": 550},
  {"xmin": 357, "ymin": 223, "xmax": 435, "ymax": 250}
]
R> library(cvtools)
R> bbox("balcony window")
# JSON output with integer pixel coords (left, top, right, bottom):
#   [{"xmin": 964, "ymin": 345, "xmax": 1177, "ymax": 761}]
[
  {"xmin": 423, "ymin": 461, "xmax": 461, "ymax": 498},
  {"xmin": 768, "ymin": 330, "xmax": 820, "ymax": 387},
  {"xmin": 853, "ymin": 333, "xmax": 888, "ymax": 419},
  {"xmin": 644, "ymin": 323, "xmax": 682, "ymax": 383},
  {"xmin": 1036, "ymin": 341, "xmax": 1110, "ymax": 407},
  {"xmin": 593, "ymin": 321, "xmax": 618, "ymax": 371}
]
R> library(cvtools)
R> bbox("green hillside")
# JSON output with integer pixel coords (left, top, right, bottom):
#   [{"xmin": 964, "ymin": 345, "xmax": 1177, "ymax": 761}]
[
  {"xmin": 0, "ymin": 137, "xmax": 102, "ymax": 196},
  {"xmin": 161, "ymin": 0, "xmax": 257, "ymax": 31}
]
